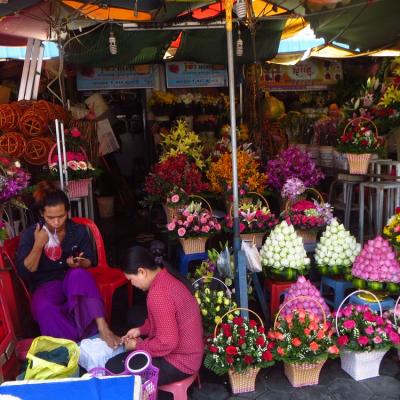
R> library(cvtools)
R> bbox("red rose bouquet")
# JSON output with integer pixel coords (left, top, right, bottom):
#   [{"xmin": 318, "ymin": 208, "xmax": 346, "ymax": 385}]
[
  {"xmin": 204, "ymin": 314, "xmax": 275, "ymax": 375},
  {"xmin": 268, "ymin": 310, "xmax": 339, "ymax": 365},
  {"xmin": 144, "ymin": 154, "xmax": 208, "ymax": 203}
]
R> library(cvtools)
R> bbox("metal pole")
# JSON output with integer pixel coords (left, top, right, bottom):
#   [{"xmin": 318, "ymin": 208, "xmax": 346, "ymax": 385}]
[
  {"xmin": 55, "ymin": 119, "xmax": 64, "ymax": 190},
  {"xmin": 225, "ymin": 0, "xmax": 247, "ymax": 310}
]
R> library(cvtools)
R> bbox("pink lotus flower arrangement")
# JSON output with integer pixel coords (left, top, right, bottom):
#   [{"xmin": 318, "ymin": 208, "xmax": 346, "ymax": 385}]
[
  {"xmin": 280, "ymin": 276, "xmax": 330, "ymax": 322},
  {"xmin": 167, "ymin": 201, "xmax": 222, "ymax": 238},
  {"xmin": 335, "ymin": 304, "xmax": 400, "ymax": 352},
  {"xmin": 352, "ymin": 236, "xmax": 400, "ymax": 293}
]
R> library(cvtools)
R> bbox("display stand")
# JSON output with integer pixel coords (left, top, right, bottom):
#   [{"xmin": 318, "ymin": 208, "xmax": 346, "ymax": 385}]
[{"xmin": 54, "ymin": 120, "xmax": 94, "ymax": 219}]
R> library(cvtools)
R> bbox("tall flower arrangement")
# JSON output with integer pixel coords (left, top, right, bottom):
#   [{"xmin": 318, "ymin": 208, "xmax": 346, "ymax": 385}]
[
  {"xmin": 159, "ymin": 120, "xmax": 205, "ymax": 169},
  {"xmin": 0, "ymin": 156, "xmax": 30, "ymax": 205},
  {"xmin": 266, "ymin": 147, "xmax": 324, "ymax": 191},
  {"xmin": 207, "ymin": 150, "xmax": 267, "ymax": 194}
]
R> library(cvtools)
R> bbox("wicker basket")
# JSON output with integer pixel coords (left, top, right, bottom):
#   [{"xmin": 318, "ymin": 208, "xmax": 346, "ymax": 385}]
[
  {"xmin": 340, "ymin": 349, "xmax": 388, "ymax": 381},
  {"xmin": 67, "ymin": 179, "xmax": 91, "ymax": 198},
  {"xmin": 295, "ymin": 229, "xmax": 317, "ymax": 244},
  {"xmin": 162, "ymin": 204, "xmax": 176, "ymax": 223},
  {"xmin": 284, "ymin": 358, "xmax": 327, "ymax": 387},
  {"xmin": 228, "ymin": 367, "xmax": 260, "ymax": 394},
  {"xmin": 179, "ymin": 237, "xmax": 207, "ymax": 254},
  {"xmin": 346, "ymin": 153, "xmax": 372, "ymax": 175},
  {"xmin": 240, "ymin": 232, "xmax": 265, "ymax": 248}
]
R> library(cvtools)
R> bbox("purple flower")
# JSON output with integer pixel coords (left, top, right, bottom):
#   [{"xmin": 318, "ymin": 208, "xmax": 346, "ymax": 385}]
[
  {"xmin": 281, "ymin": 178, "xmax": 306, "ymax": 200},
  {"xmin": 266, "ymin": 147, "xmax": 324, "ymax": 190}
]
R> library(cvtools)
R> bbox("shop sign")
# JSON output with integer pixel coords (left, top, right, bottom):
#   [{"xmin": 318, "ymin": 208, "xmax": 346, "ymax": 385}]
[
  {"xmin": 166, "ymin": 62, "xmax": 228, "ymax": 88},
  {"xmin": 76, "ymin": 65, "xmax": 154, "ymax": 91},
  {"xmin": 261, "ymin": 60, "xmax": 342, "ymax": 91}
]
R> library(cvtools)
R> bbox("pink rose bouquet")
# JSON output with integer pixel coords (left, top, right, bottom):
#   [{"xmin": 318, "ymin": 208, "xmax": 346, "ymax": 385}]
[
  {"xmin": 167, "ymin": 201, "xmax": 222, "ymax": 238},
  {"xmin": 334, "ymin": 304, "xmax": 400, "ymax": 352}
]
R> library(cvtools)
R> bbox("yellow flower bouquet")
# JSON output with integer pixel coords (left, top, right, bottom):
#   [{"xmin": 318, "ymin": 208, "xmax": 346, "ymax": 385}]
[
  {"xmin": 148, "ymin": 90, "xmax": 177, "ymax": 115},
  {"xmin": 383, "ymin": 208, "xmax": 400, "ymax": 251}
]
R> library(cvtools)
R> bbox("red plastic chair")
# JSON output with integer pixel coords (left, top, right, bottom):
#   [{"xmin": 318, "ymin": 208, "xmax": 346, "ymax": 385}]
[{"xmin": 72, "ymin": 217, "xmax": 133, "ymax": 323}]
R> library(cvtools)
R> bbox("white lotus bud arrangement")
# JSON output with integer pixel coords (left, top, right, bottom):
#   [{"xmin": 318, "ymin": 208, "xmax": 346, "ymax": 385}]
[
  {"xmin": 260, "ymin": 221, "xmax": 310, "ymax": 280},
  {"xmin": 315, "ymin": 219, "xmax": 361, "ymax": 277}
]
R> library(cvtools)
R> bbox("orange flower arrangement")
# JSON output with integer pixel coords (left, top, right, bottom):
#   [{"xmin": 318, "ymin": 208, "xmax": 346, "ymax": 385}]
[{"xmin": 207, "ymin": 150, "xmax": 267, "ymax": 193}]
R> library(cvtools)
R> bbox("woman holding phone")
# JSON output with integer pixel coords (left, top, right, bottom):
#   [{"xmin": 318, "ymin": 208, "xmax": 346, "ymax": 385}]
[{"xmin": 16, "ymin": 181, "xmax": 120, "ymax": 348}]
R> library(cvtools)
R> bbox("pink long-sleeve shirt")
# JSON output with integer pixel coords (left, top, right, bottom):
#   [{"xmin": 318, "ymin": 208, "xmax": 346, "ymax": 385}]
[{"xmin": 135, "ymin": 268, "xmax": 204, "ymax": 374}]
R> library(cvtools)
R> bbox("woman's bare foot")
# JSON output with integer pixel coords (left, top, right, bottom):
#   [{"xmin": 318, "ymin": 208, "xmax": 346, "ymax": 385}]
[{"xmin": 96, "ymin": 317, "xmax": 121, "ymax": 349}]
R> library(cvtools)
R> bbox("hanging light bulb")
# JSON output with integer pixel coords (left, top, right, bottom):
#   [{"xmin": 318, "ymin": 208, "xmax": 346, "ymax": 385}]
[
  {"xmin": 236, "ymin": 29, "xmax": 243, "ymax": 57},
  {"xmin": 109, "ymin": 31, "xmax": 117, "ymax": 55},
  {"xmin": 234, "ymin": 0, "xmax": 247, "ymax": 20}
]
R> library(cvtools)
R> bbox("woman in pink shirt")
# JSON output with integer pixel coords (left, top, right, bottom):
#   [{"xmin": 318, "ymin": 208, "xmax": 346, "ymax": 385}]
[{"xmin": 106, "ymin": 246, "xmax": 204, "ymax": 385}]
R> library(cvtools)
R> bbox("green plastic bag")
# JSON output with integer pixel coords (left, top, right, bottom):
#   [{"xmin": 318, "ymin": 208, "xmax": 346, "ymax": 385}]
[{"xmin": 24, "ymin": 336, "xmax": 80, "ymax": 380}]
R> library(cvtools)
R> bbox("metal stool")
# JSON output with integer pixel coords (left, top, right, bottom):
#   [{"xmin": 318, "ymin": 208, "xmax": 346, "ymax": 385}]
[
  {"xmin": 359, "ymin": 180, "xmax": 400, "ymax": 244},
  {"xmin": 328, "ymin": 173, "xmax": 365, "ymax": 230},
  {"xmin": 320, "ymin": 276, "xmax": 353, "ymax": 310}
]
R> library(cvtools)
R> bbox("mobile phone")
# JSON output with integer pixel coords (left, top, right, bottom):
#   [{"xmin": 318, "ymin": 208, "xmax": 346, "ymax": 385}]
[{"xmin": 71, "ymin": 245, "xmax": 80, "ymax": 258}]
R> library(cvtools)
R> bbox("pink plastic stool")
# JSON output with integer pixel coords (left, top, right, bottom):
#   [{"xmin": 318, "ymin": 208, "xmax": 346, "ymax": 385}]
[
  {"xmin": 15, "ymin": 338, "xmax": 34, "ymax": 362},
  {"xmin": 158, "ymin": 373, "xmax": 200, "ymax": 400}
]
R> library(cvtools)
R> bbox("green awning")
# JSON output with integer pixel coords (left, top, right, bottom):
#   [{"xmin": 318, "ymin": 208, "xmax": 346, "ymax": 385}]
[
  {"xmin": 173, "ymin": 20, "xmax": 286, "ymax": 64},
  {"xmin": 307, "ymin": 0, "xmax": 400, "ymax": 51},
  {"xmin": 65, "ymin": 25, "xmax": 178, "ymax": 66}
]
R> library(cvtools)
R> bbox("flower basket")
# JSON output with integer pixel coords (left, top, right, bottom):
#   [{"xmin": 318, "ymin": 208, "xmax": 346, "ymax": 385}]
[
  {"xmin": 228, "ymin": 367, "xmax": 260, "ymax": 394},
  {"xmin": 335, "ymin": 290, "xmax": 389, "ymax": 381},
  {"xmin": 240, "ymin": 232, "xmax": 265, "ymax": 248},
  {"xmin": 295, "ymin": 229, "xmax": 317, "ymax": 244},
  {"xmin": 284, "ymin": 358, "xmax": 327, "ymax": 387},
  {"xmin": 340, "ymin": 348, "xmax": 388, "ymax": 381},
  {"xmin": 66, "ymin": 178, "xmax": 91, "ymax": 198},
  {"xmin": 179, "ymin": 237, "xmax": 207, "ymax": 254},
  {"xmin": 346, "ymin": 153, "xmax": 372, "ymax": 174},
  {"xmin": 272, "ymin": 296, "xmax": 332, "ymax": 387},
  {"xmin": 162, "ymin": 204, "xmax": 176, "ymax": 223}
]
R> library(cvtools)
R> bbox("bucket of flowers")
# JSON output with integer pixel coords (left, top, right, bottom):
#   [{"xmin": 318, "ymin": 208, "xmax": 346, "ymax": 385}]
[
  {"xmin": 0, "ymin": 155, "xmax": 31, "ymax": 210},
  {"xmin": 383, "ymin": 297, "xmax": 400, "ymax": 359},
  {"xmin": 148, "ymin": 90, "xmax": 176, "ymax": 119},
  {"xmin": 167, "ymin": 197, "xmax": 222, "ymax": 254},
  {"xmin": 282, "ymin": 191, "xmax": 332, "ymax": 244},
  {"xmin": 192, "ymin": 276, "xmax": 236, "ymax": 337},
  {"xmin": 337, "ymin": 117, "xmax": 384, "ymax": 174},
  {"xmin": 48, "ymin": 127, "xmax": 98, "ymax": 198},
  {"xmin": 269, "ymin": 296, "xmax": 338, "ymax": 387},
  {"xmin": 204, "ymin": 308, "xmax": 275, "ymax": 394},
  {"xmin": 335, "ymin": 290, "xmax": 400, "ymax": 381},
  {"xmin": 225, "ymin": 192, "xmax": 278, "ymax": 248}
]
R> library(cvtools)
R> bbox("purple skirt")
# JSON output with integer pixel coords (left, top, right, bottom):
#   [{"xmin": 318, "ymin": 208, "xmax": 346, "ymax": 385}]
[{"xmin": 31, "ymin": 268, "xmax": 105, "ymax": 342}]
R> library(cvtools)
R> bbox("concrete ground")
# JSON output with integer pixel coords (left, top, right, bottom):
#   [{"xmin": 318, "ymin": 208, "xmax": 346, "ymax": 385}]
[{"xmin": 99, "ymin": 210, "xmax": 400, "ymax": 400}]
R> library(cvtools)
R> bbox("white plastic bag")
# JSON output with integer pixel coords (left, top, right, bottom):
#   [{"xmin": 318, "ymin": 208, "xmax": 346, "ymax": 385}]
[
  {"xmin": 43, "ymin": 225, "xmax": 62, "ymax": 261},
  {"xmin": 217, "ymin": 247, "xmax": 233, "ymax": 278},
  {"xmin": 79, "ymin": 337, "xmax": 125, "ymax": 372},
  {"xmin": 241, "ymin": 241, "xmax": 262, "ymax": 273}
]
